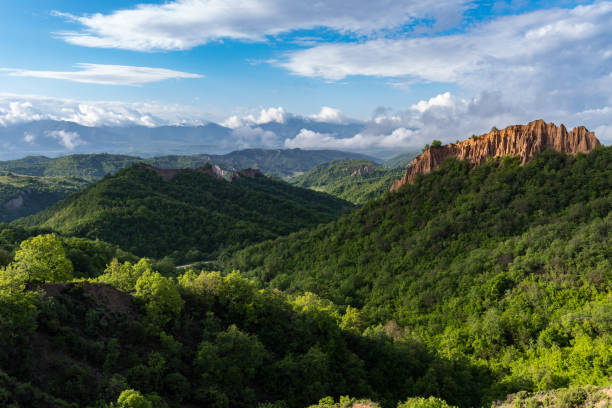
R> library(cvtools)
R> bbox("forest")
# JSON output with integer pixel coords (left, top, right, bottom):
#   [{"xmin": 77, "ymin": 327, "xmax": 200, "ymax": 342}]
[
  {"xmin": 289, "ymin": 159, "xmax": 406, "ymax": 204},
  {"xmin": 17, "ymin": 164, "xmax": 353, "ymax": 261}
]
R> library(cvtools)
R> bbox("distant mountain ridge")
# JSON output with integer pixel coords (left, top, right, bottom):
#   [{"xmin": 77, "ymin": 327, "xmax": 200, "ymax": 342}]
[
  {"xmin": 0, "ymin": 119, "xmax": 369, "ymax": 159},
  {"xmin": 0, "ymin": 148, "xmax": 377, "ymax": 180},
  {"xmin": 391, "ymin": 119, "xmax": 601, "ymax": 191}
]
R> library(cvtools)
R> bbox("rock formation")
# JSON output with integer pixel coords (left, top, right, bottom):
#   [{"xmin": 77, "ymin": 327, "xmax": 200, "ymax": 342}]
[
  {"xmin": 144, "ymin": 163, "xmax": 224, "ymax": 181},
  {"xmin": 391, "ymin": 120, "xmax": 601, "ymax": 191},
  {"xmin": 230, "ymin": 168, "xmax": 263, "ymax": 181}
]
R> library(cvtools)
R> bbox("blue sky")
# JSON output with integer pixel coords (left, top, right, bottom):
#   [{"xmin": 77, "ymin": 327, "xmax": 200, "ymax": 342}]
[{"xmin": 0, "ymin": 0, "xmax": 611, "ymax": 151}]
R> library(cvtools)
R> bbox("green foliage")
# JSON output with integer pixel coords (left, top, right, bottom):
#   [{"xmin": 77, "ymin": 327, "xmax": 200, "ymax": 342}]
[
  {"xmin": 97, "ymin": 258, "xmax": 154, "ymax": 292},
  {"xmin": 19, "ymin": 165, "xmax": 353, "ymax": 260},
  {"xmin": 398, "ymin": 396, "xmax": 456, "ymax": 408},
  {"xmin": 9, "ymin": 233, "xmax": 73, "ymax": 283},
  {"xmin": 230, "ymin": 147, "xmax": 612, "ymax": 401},
  {"xmin": 289, "ymin": 159, "xmax": 405, "ymax": 204},
  {"xmin": 308, "ymin": 395, "xmax": 381, "ymax": 407},
  {"xmin": 116, "ymin": 389, "xmax": 152, "ymax": 408},
  {"xmin": 430, "ymin": 140, "xmax": 442, "ymax": 148},
  {"xmin": 134, "ymin": 270, "xmax": 184, "ymax": 330},
  {"xmin": 495, "ymin": 385, "xmax": 612, "ymax": 408}
]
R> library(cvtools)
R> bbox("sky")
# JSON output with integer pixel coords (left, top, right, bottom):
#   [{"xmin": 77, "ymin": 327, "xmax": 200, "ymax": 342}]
[{"xmin": 0, "ymin": 0, "xmax": 611, "ymax": 153}]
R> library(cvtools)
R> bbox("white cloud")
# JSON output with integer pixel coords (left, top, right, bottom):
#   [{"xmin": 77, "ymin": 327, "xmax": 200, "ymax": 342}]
[
  {"xmin": 256, "ymin": 106, "xmax": 286, "ymax": 124},
  {"xmin": 222, "ymin": 106, "xmax": 286, "ymax": 128},
  {"xmin": 231, "ymin": 126, "xmax": 280, "ymax": 149},
  {"xmin": 0, "ymin": 93, "xmax": 214, "ymax": 127},
  {"xmin": 411, "ymin": 92, "xmax": 454, "ymax": 113},
  {"xmin": 310, "ymin": 106, "xmax": 345, "ymax": 123},
  {"xmin": 282, "ymin": 2, "xmax": 612, "ymax": 86},
  {"xmin": 4, "ymin": 63, "xmax": 202, "ymax": 86},
  {"xmin": 54, "ymin": 0, "xmax": 468, "ymax": 51},
  {"xmin": 46, "ymin": 130, "xmax": 86, "ymax": 150},
  {"xmin": 284, "ymin": 127, "xmax": 418, "ymax": 150},
  {"xmin": 23, "ymin": 133, "xmax": 35, "ymax": 144}
]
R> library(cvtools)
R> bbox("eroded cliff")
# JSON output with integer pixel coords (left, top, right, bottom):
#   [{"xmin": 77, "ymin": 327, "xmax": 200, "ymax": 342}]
[{"xmin": 391, "ymin": 120, "xmax": 601, "ymax": 191}]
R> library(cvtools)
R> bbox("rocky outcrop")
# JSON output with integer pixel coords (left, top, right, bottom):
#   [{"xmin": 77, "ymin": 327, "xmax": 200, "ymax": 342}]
[
  {"xmin": 3, "ymin": 188, "xmax": 32, "ymax": 210},
  {"xmin": 230, "ymin": 168, "xmax": 263, "ymax": 181},
  {"xmin": 144, "ymin": 164, "xmax": 224, "ymax": 181},
  {"xmin": 391, "ymin": 120, "xmax": 601, "ymax": 191},
  {"xmin": 348, "ymin": 164, "xmax": 375, "ymax": 177}
]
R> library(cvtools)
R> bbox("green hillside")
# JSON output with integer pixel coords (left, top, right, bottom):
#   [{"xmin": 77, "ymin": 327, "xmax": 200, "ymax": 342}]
[
  {"xmin": 19, "ymin": 164, "xmax": 354, "ymax": 261},
  {"xmin": 230, "ymin": 147, "xmax": 612, "ymax": 400},
  {"xmin": 383, "ymin": 152, "xmax": 418, "ymax": 169},
  {"xmin": 289, "ymin": 159, "xmax": 405, "ymax": 204},
  {"xmin": 0, "ymin": 154, "xmax": 140, "ymax": 181},
  {"xmin": 0, "ymin": 173, "xmax": 88, "ymax": 222},
  {"xmin": 0, "ymin": 233, "xmax": 489, "ymax": 408}
]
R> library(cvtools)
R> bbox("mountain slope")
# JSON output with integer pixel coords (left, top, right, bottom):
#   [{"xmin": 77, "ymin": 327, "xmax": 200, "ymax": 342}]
[
  {"xmin": 0, "ymin": 173, "xmax": 88, "ymax": 222},
  {"xmin": 19, "ymin": 164, "xmax": 354, "ymax": 260},
  {"xmin": 230, "ymin": 145, "xmax": 612, "ymax": 398},
  {"xmin": 289, "ymin": 159, "xmax": 405, "ymax": 204}
]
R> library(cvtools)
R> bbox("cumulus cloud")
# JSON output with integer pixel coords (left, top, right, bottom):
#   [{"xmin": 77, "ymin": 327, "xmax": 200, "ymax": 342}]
[
  {"xmin": 310, "ymin": 106, "xmax": 345, "ymax": 123},
  {"xmin": 0, "ymin": 93, "xmax": 210, "ymax": 127},
  {"xmin": 46, "ymin": 130, "xmax": 86, "ymax": 149},
  {"xmin": 222, "ymin": 107, "xmax": 287, "ymax": 128},
  {"xmin": 54, "ymin": 0, "xmax": 468, "ymax": 51},
  {"xmin": 284, "ymin": 127, "xmax": 420, "ymax": 150},
  {"xmin": 23, "ymin": 133, "xmax": 35, "ymax": 144},
  {"xmin": 4, "ymin": 63, "xmax": 202, "ymax": 86},
  {"xmin": 231, "ymin": 126, "xmax": 280, "ymax": 149}
]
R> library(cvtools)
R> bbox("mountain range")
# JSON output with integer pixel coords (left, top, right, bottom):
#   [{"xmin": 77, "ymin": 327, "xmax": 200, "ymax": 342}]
[{"xmin": 0, "ymin": 118, "xmax": 369, "ymax": 159}]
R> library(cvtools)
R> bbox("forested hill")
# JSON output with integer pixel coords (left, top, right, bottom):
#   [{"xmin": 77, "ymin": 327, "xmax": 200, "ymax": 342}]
[
  {"xmin": 0, "ymin": 148, "xmax": 376, "ymax": 180},
  {"xmin": 230, "ymin": 147, "xmax": 612, "ymax": 398},
  {"xmin": 19, "ymin": 164, "xmax": 354, "ymax": 260},
  {"xmin": 289, "ymin": 159, "xmax": 405, "ymax": 204},
  {"xmin": 0, "ymin": 173, "xmax": 88, "ymax": 222}
]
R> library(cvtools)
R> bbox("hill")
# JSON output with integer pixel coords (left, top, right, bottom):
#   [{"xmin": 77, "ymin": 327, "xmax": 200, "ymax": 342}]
[
  {"xmin": 0, "ymin": 173, "xmax": 88, "ymax": 222},
  {"xmin": 148, "ymin": 148, "xmax": 378, "ymax": 179},
  {"xmin": 0, "ymin": 149, "xmax": 377, "ymax": 181},
  {"xmin": 229, "ymin": 145, "xmax": 612, "ymax": 400},
  {"xmin": 383, "ymin": 152, "xmax": 419, "ymax": 169},
  {"xmin": 289, "ymin": 159, "xmax": 405, "ymax": 204},
  {"xmin": 18, "ymin": 164, "xmax": 354, "ymax": 261}
]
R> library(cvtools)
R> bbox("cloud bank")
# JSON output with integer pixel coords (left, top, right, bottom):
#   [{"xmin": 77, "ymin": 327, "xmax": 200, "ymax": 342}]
[{"xmin": 0, "ymin": 93, "xmax": 210, "ymax": 127}]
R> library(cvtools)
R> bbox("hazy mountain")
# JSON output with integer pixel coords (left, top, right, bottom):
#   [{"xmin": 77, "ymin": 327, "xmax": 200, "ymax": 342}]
[
  {"xmin": 0, "ymin": 149, "xmax": 377, "ymax": 180},
  {"xmin": 0, "ymin": 119, "xmax": 370, "ymax": 160}
]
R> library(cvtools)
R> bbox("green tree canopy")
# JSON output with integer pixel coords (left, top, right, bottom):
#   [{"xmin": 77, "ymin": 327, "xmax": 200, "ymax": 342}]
[{"xmin": 10, "ymin": 234, "xmax": 73, "ymax": 283}]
